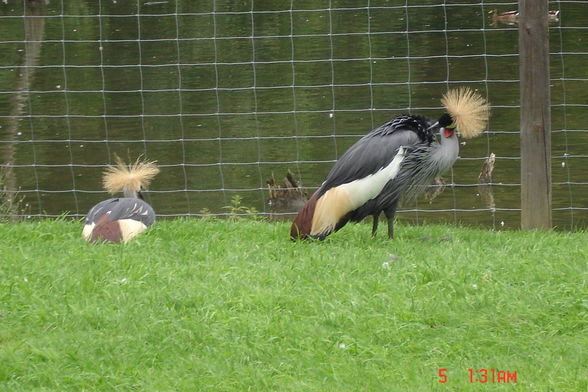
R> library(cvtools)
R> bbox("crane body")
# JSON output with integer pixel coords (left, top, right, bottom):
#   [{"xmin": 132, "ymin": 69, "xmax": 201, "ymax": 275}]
[
  {"xmin": 291, "ymin": 88, "xmax": 490, "ymax": 240},
  {"xmin": 83, "ymin": 157, "xmax": 159, "ymax": 244}
]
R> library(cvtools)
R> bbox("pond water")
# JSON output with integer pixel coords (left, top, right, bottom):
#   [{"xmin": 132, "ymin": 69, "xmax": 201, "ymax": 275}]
[{"xmin": 1, "ymin": 0, "xmax": 587, "ymax": 230}]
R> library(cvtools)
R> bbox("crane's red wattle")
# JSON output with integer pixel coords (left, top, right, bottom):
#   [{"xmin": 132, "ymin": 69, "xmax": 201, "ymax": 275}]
[{"xmin": 443, "ymin": 128, "xmax": 454, "ymax": 138}]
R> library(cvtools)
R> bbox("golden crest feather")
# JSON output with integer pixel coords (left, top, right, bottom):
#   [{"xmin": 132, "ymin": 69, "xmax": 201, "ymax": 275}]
[
  {"xmin": 441, "ymin": 87, "xmax": 490, "ymax": 139},
  {"xmin": 102, "ymin": 155, "xmax": 160, "ymax": 195}
]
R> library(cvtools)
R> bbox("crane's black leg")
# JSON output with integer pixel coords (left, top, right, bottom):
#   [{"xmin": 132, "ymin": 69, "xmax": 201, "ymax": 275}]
[
  {"xmin": 371, "ymin": 212, "xmax": 380, "ymax": 237},
  {"xmin": 384, "ymin": 201, "xmax": 398, "ymax": 240}
]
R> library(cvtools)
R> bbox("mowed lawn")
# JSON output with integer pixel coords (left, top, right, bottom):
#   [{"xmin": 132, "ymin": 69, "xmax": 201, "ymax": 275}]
[{"xmin": 0, "ymin": 218, "xmax": 586, "ymax": 391}]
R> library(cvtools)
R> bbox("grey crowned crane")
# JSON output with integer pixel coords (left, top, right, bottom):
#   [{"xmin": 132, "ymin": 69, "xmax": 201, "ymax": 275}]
[
  {"xmin": 291, "ymin": 87, "xmax": 490, "ymax": 240},
  {"xmin": 82, "ymin": 156, "xmax": 160, "ymax": 243}
]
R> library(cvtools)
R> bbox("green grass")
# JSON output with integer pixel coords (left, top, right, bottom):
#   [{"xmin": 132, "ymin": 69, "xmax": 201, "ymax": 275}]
[{"xmin": 0, "ymin": 219, "xmax": 586, "ymax": 391}]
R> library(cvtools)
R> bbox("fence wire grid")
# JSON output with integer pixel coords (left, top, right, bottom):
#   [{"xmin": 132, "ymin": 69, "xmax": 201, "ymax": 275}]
[{"xmin": 1, "ymin": 0, "xmax": 587, "ymax": 230}]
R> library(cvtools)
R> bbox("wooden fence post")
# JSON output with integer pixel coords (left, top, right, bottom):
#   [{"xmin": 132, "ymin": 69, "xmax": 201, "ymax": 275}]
[{"xmin": 519, "ymin": 0, "xmax": 552, "ymax": 230}]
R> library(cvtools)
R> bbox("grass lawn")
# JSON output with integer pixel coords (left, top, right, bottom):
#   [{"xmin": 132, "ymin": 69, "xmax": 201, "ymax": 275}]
[{"xmin": 0, "ymin": 218, "xmax": 586, "ymax": 391}]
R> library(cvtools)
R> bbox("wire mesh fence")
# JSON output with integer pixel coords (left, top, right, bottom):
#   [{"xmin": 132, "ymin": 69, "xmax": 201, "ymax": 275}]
[{"xmin": 1, "ymin": 0, "xmax": 587, "ymax": 229}]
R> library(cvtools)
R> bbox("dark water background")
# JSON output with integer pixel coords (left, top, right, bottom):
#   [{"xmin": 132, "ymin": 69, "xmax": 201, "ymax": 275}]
[{"xmin": 1, "ymin": 0, "xmax": 587, "ymax": 230}]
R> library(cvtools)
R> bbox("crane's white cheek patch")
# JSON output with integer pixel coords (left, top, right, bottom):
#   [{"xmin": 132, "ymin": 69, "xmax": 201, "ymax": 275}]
[
  {"xmin": 118, "ymin": 219, "xmax": 148, "ymax": 243},
  {"xmin": 311, "ymin": 148, "xmax": 405, "ymax": 236},
  {"xmin": 82, "ymin": 223, "xmax": 95, "ymax": 241}
]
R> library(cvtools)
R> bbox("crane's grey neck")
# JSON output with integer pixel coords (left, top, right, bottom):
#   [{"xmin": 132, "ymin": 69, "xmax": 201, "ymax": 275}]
[
  {"xmin": 122, "ymin": 187, "xmax": 141, "ymax": 199},
  {"xmin": 394, "ymin": 128, "xmax": 459, "ymax": 203},
  {"xmin": 429, "ymin": 130, "xmax": 459, "ymax": 173}
]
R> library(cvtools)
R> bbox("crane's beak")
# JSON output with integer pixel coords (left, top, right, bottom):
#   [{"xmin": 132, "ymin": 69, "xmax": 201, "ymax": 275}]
[{"xmin": 426, "ymin": 121, "xmax": 439, "ymax": 131}]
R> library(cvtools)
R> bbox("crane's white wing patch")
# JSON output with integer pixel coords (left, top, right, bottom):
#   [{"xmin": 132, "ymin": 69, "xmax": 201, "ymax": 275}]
[
  {"xmin": 311, "ymin": 147, "xmax": 405, "ymax": 237},
  {"xmin": 118, "ymin": 219, "xmax": 148, "ymax": 243},
  {"xmin": 82, "ymin": 223, "xmax": 95, "ymax": 240}
]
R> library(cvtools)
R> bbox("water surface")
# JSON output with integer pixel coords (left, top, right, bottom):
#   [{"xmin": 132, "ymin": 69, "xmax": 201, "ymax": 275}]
[{"xmin": 1, "ymin": 0, "xmax": 587, "ymax": 230}]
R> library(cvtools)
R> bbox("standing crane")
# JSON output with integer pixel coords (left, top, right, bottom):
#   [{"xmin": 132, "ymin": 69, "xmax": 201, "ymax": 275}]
[
  {"xmin": 291, "ymin": 87, "xmax": 490, "ymax": 240},
  {"xmin": 82, "ymin": 156, "xmax": 160, "ymax": 243}
]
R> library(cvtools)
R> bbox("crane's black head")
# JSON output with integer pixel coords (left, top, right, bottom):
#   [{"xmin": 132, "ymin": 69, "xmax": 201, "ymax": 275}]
[
  {"xmin": 438, "ymin": 113, "xmax": 454, "ymax": 128},
  {"xmin": 437, "ymin": 112, "xmax": 457, "ymax": 138}
]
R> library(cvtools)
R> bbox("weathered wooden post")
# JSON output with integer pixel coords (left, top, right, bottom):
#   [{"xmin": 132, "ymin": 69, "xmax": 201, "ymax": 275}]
[
  {"xmin": 3, "ymin": 0, "xmax": 45, "ymax": 208},
  {"xmin": 519, "ymin": 0, "xmax": 552, "ymax": 229}
]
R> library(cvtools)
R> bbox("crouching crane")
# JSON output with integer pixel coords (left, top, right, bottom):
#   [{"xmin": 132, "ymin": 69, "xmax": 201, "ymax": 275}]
[
  {"xmin": 82, "ymin": 156, "xmax": 160, "ymax": 243},
  {"xmin": 291, "ymin": 87, "xmax": 490, "ymax": 240}
]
